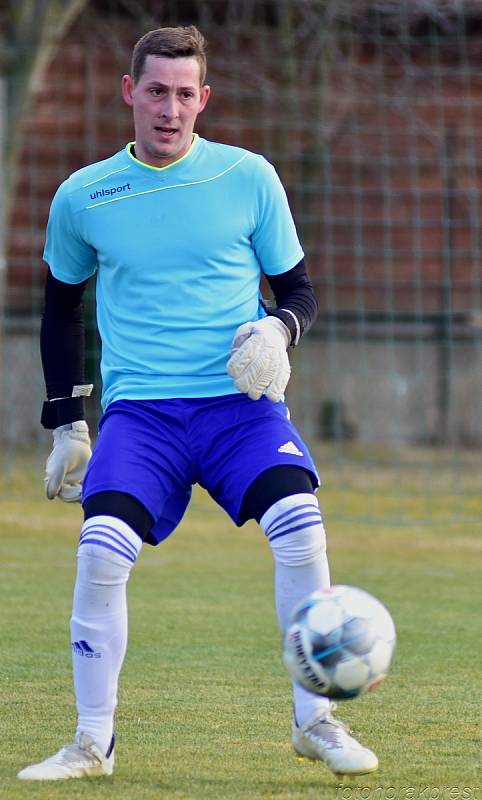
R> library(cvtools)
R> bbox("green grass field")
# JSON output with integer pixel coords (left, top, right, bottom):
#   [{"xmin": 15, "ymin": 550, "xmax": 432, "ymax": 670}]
[{"xmin": 0, "ymin": 481, "xmax": 480, "ymax": 799}]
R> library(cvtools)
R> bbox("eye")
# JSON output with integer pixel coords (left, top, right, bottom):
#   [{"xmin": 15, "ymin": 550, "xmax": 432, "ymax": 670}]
[
  {"xmin": 150, "ymin": 88, "xmax": 163, "ymax": 97},
  {"xmin": 181, "ymin": 91, "xmax": 194, "ymax": 100}
]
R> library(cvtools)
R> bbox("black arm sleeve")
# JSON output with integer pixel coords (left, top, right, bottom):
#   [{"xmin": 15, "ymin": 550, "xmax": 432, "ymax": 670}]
[
  {"xmin": 264, "ymin": 258, "xmax": 319, "ymax": 346},
  {"xmin": 40, "ymin": 267, "xmax": 89, "ymax": 400}
]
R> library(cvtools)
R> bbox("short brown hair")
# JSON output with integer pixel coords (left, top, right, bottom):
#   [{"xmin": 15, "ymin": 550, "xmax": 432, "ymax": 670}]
[{"xmin": 131, "ymin": 26, "xmax": 207, "ymax": 85}]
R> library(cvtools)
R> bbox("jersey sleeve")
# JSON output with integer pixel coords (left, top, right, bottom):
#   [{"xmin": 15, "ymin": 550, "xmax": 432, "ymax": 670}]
[
  {"xmin": 251, "ymin": 157, "xmax": 304, "ymax": 276},
  {"xmin": 43, "ymin": 180, "xmax": 98, "ymax": 284}
]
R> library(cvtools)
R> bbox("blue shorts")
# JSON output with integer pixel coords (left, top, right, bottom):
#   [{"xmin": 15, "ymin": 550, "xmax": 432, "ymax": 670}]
[{"xmin": 83, "ymin": 395, "xmax": 319, "ymax": 546}]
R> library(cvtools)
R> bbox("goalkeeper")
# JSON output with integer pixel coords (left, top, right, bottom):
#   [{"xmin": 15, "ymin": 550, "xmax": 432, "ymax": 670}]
[{"xmin": 19, "ymin": 25, "xmax": 378, "ymax": 781}]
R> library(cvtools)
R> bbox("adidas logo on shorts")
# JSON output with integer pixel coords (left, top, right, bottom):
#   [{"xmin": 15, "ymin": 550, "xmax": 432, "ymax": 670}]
[{"xmin": 278, "ymin": 441, "xmax": 303, "ymax": 456}]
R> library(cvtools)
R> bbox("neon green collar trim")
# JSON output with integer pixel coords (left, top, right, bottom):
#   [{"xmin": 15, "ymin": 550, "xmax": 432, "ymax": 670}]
[{"xmin": 126, "ymin": 133, "xmax": 198, "ymax": 171}]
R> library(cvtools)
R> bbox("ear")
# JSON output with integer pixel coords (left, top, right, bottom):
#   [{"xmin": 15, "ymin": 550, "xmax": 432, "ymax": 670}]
[
  {"xmin": 198, "ymin": 84, "xmax": 211, "ymax": 114},
  {"xmin": 122, "ymin": 74, "xmax": 134, "ymax": 107}
]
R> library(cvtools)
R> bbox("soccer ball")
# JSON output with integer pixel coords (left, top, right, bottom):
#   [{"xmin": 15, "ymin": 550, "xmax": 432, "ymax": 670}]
[{"xmin": 283, "ymin": 585, "xmax": 396, "ymax": 700}]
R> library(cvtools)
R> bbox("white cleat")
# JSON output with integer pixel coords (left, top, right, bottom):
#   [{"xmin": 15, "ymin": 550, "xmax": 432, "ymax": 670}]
[
  {"xmin": 293, "ymin": 706, "xmax": 378, "ymax": 776},
  {"xmin": 17, "ymin": 732, "xmax": 114, "ymax": 781}
]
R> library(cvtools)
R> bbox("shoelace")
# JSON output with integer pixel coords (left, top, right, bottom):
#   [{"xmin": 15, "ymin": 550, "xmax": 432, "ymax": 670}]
[
  {"xmin": 305, "ymin": 714, "xmax": 353, "ymax": 750},
  {"xmin": 55, "ymin": 743, "xmax": 99, "ymax": 767}
]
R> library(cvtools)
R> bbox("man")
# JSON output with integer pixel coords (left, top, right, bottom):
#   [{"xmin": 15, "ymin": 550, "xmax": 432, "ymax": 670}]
[{"xmin": 18, "ymin": 26, "xmax": 378, "ymax": 781}]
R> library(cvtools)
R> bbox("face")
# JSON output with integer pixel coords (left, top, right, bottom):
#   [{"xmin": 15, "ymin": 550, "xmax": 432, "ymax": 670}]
[{"xmin": 122, "ymin": 55, "xmax": 210, "ymax": 168}]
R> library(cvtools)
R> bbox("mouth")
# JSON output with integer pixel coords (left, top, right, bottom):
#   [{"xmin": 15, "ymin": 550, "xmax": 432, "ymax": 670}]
[{"xmin": 154, "ymin": 125, "xmax": 178, "ymax": 139}]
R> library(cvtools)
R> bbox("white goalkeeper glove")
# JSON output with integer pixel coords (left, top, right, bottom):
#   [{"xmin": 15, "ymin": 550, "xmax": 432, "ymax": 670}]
[
  {"xmin": 44, "ymin": 420, "xmax": 92, "ymax": 503},
  {"xmin": 227, "ymin": 316, "xmax": 291, "ymax": 402}
]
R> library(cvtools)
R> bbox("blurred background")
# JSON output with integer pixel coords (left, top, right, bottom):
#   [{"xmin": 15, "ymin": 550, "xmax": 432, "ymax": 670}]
[{"xmin": 0, "ymin": 0, "xmax": 481, "ymax": 523}]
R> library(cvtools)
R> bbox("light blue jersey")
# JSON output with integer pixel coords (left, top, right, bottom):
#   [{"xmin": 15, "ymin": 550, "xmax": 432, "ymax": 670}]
[{"xmin": 44, "ymin": 135, "xmax": 304, "ymax": 409}]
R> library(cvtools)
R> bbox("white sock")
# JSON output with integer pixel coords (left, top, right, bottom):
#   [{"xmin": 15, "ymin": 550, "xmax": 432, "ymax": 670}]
[
  {"xmin": 260, "ymin": 493, "xmax": 332, "ymax": 726},
  {"xmin": 70, "ymin": 515, "xmax": 142, "ymax": 753}
]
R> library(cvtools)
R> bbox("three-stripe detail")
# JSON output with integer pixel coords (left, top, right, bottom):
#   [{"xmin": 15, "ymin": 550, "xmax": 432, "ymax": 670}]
[
  {"xmin": 79, "ymin": 521, "xmax": 140, "ymax": 563},
  {"xmin": 264, "ymin": 502, "xmax": 322, "ymax": 543},
  {"xmin": 72, "ymin": 640, "xmax": 95, "ymax": 655}
]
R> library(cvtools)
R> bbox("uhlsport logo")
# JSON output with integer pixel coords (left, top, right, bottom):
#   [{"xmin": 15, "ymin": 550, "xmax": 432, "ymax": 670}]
[
  {"xmin": 90, "ymin": 183, "xmax": 131, "ymax": 200},
  {"xmin": 72, "ymin": 640, "xmax": 101, "ymax": 658}
]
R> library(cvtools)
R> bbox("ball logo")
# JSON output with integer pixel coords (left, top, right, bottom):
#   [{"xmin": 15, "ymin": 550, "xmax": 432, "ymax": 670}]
[{"xmin": 289, "ymin": 629, "xmax": 327, "ymax": 692}]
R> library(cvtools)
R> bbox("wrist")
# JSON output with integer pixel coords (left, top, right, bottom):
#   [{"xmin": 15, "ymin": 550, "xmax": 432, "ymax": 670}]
[
  {"xmin": 54, "ymin": 420, "xmax": 89, "ymax": 433},
  {"xmin": 269, "ymin": 309, "xmax": 300, "ymax": 346},
  {"xmin": 41, "ymin": 384, "xmax": 93, "ymax": 429},
  {"xmin": 260, "ymin": 315, "xmax": 291, "ymax": 348}
]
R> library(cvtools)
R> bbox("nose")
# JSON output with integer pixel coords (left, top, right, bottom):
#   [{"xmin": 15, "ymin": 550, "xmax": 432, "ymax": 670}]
[{"xmin": 160, "ymin": 92, "xmax": 179, "ymax": 120}]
